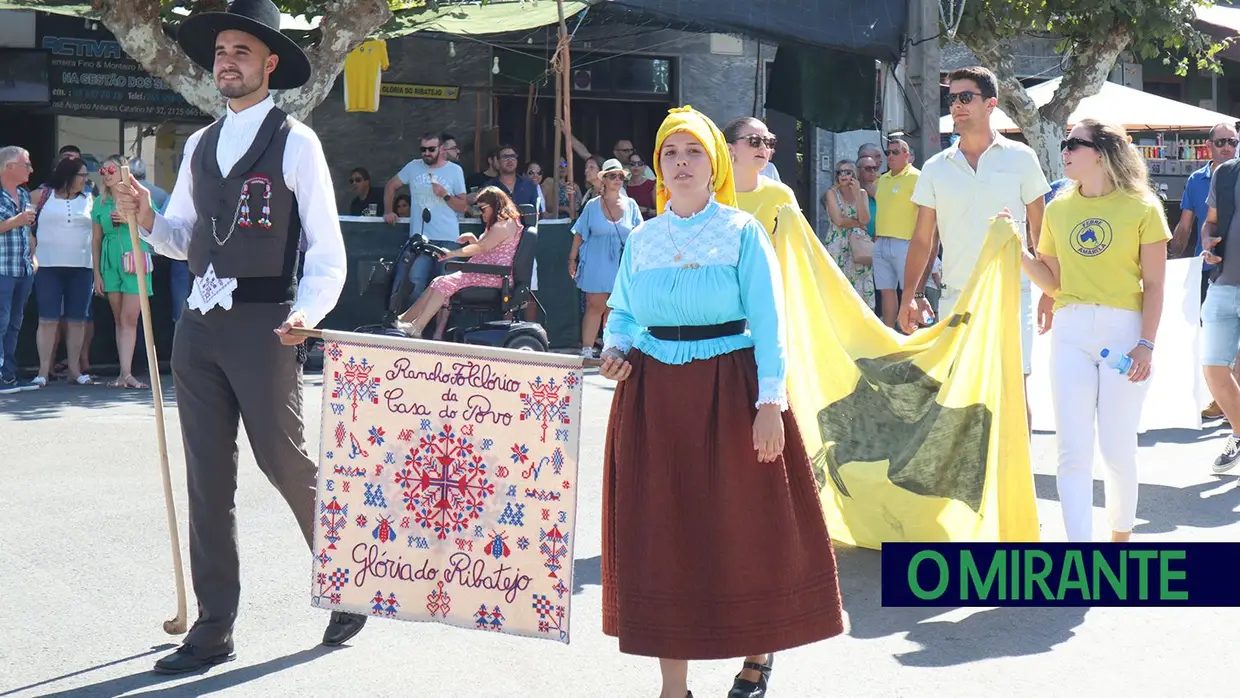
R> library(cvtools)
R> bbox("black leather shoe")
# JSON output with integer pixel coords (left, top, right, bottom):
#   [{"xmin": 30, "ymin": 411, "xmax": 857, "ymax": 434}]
[
  {"xmin": 322, "ymin": 611, "xmax": 367, "ymax": 646},
  {"xmin": 727, "ymin": 653, "xmax": 774, "ymax": 698},
  {"xmin": 152, "ymin": 643, "xmax": 236, "ymax": 675}
]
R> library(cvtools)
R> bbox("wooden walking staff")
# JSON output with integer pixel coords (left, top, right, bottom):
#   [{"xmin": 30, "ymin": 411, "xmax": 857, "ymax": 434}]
[
  {"xmin": 120, "ymin": 165, "xmax": 189, "ymax": 635},
  {"xmin": 555, "ymin": 0, "xmax": 576, "ymax": 214}
]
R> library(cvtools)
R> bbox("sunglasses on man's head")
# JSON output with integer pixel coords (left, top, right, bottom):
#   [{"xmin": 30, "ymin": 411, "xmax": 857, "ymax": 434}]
[
  {"xmin": 1060, "ymin": 137, "xmax": 1098, "ymax": 152},
  {"xmin": 1214, "ymin": 138, "xmax": 1239, "ymax": 148},
  {"xmin": 946, "ymin": 91, "xmax": 985, "ymax": 106},
  {"xmin": 736, "ymin": 134, "xmax": 777, "ymax": 149}
]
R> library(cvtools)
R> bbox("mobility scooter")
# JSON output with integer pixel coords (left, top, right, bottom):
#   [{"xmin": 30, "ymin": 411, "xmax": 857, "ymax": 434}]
[{"xmin": 355, "ymin": 204, "xmax": 549, "ymax": 351}]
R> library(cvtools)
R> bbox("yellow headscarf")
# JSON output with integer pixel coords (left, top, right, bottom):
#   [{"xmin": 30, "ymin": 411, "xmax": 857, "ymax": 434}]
[{"xmin": 652, "ymin": 105, "xmax": 737, "ymax": 215}]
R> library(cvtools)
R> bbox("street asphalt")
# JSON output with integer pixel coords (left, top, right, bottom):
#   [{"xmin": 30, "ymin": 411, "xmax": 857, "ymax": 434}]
[{"xmin": 1, "ymin": 370, "xmax": 1237, "ymax": 697}]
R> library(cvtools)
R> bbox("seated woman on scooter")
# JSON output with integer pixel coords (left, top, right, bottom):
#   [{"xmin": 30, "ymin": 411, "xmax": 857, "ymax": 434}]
[{"xmin": 395, "ymin": 186, "xmax": 523, "ymax": 339}]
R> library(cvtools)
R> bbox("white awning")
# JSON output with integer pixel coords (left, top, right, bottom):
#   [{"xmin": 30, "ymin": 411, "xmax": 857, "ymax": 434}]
[
  {"xmin": 1196, "ymin": 4, "xmax": 1240, "ymax": 34},
  {"xmin": 940, "ymin": 76, "xmax": 1239, "ymax": 134}
]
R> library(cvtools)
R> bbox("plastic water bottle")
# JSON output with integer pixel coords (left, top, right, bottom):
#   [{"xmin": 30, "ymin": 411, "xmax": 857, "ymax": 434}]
[{"xmin": 1100, "ymin": 348, "xmax": 1132, "ymax": 374}]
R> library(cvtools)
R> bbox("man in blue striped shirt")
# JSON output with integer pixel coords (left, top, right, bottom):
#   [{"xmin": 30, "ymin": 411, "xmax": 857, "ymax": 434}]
[{"xmin": 0, "ymin": 145, "xmax": 37, "ymax": 394}]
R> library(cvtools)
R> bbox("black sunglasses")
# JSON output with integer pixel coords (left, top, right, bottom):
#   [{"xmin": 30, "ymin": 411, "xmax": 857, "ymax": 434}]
[
  {"xmin": 421, "ymin": 146, "xmax": 439, "ymax": 152},
  {"xmin": 1214, "ymin": 138, "xmax": 1239, "ymax": 148},
  {"xmin": 1060, "ymin": 137, "xmax": 1098, "ymax": 152},
  {"xmin": 835, "ymin": 169, "xmax": 856, "ymax": 176},
  {"xmin": 736, "ymin": 134, "xmax": 777, "ymax": 149},
  {"xmin": 629, "ymin": 161, "xmax": 645, "ymax": 168},
  {"xmin": 946, "ymin": 91, "xmax": 985, "ymax": 106}
]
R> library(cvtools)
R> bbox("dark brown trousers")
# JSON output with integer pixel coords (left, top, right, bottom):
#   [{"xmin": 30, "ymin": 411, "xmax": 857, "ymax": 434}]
[{"xmin": 172, "ymin": 302, "xmax": 316, "ymax": 650}]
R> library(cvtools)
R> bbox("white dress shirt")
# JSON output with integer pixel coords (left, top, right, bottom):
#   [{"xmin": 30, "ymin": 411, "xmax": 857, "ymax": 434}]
[
  {"xmin": 140, "ymin": 95, "xmax": 347, "ymax": 328},
  {"xmin": 910, "ymin": 132, "xmax": 1050, "ymax": 290}
]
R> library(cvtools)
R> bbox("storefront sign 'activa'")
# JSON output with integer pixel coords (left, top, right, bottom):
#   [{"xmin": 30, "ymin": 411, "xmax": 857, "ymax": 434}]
[
  {"xmin": 36, "ymin": 12, "xmax": 210, "ymax": 123},
  {"xmin": 42, "ymin": 36, "xmax": 123, "ymax": 59}
]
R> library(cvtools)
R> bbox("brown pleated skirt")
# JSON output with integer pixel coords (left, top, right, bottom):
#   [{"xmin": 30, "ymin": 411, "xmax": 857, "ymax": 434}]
[{"xmin": 602, "ymin": 348, "xmax": 845, "ymax": 660}]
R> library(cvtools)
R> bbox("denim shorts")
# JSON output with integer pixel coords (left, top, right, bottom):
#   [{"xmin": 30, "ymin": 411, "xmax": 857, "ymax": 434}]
[
  {"xmin": 1202, "ymin": 282, "xmax": 1240, "ymax": 367},
  {"xmin": 34, "ymin": 266, "xmax": 94, "ymax": 321},
  {"xmin": 872, "ymin": 236, "xmax": 911, "ymax": 291}
]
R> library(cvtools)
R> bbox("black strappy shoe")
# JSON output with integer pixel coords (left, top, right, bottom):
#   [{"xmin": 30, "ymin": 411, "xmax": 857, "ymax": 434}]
[{"xmin": 727, "ymin": 654, "xmax": 774, "ymax": 698}]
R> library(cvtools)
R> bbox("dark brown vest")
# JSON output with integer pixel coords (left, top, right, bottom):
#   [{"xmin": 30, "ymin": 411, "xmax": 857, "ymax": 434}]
[{"xmin": 187, "ymin": 107, "xmax": 301, "ymax": 303}]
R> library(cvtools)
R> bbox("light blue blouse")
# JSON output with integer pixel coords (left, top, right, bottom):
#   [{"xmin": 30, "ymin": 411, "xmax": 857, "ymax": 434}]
[{"xmin": 602, "ymin": 198, "xmax": 788, "ymax": 409}]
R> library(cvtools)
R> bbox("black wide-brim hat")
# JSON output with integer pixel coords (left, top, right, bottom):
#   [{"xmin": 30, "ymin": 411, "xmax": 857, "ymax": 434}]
[{"xmin": 177, "ymin": 0, "xmax": 312, "ymax": 90}]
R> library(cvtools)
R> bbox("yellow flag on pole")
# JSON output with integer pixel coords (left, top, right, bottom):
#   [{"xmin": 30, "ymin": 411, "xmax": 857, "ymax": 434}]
[{"xmin": 774, "ymin": 206, "xmax": 1040, "ymax": 549}]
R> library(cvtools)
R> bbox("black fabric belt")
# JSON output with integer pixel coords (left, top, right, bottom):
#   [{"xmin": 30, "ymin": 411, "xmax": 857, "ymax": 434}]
[{"xmin": 647, "ymin": 319, "xmax": 747, "ymax": 342}]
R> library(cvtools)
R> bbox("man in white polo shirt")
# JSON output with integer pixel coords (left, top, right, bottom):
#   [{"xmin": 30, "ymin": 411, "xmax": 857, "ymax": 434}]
[{"xmin": 899, "ymin": 65, "xmax": 1050, "ymax": 428}]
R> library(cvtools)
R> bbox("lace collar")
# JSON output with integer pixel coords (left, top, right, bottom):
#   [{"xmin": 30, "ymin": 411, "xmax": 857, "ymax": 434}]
[{"xmin": 663, "ymin": 195, "xmax": 719, "ymax": 223}]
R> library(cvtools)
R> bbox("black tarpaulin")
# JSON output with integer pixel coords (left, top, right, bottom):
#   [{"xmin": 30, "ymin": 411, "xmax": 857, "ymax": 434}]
[
  {"xmin": 602, "ymin": 0, "xmax": 907, "ymax": 61},
  {"xmin": 765, "ymin": 45, "xmax": 879, "ymax": 133}
]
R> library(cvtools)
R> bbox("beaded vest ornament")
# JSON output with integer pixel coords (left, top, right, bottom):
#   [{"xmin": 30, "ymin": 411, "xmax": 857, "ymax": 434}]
[{"xmin": 211, "ymin": 175, "xmax": 275, "ymax": 246}]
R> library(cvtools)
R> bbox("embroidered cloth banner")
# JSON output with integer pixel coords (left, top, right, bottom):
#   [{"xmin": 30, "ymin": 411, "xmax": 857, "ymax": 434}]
[{"xmin": 310, "ymin": 330, "xmax": 583, "ymax": 643}]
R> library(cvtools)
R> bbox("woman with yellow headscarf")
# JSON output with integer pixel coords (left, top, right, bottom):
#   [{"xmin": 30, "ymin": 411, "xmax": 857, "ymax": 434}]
[{"xmin": 597, "ymin": 107, "xmax": 844, "ymax": 698}]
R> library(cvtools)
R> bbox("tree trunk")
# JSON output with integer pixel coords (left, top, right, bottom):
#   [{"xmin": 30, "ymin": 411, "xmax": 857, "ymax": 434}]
[
  {"xmin": 96, "ymin": 0, "xmax": 394, "ymax": 122},
  {"xmin": 96, "ymin": 0, "xmax": 223, "ymax": 118},
  {"xmin": 963, "ymin": 27, "xmax": 1132, "ymax": 181}
]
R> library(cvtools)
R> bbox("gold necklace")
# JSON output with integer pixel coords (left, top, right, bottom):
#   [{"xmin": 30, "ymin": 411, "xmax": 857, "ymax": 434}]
[{"xmin": 665, "ymin": 203, "xmax": 719, "ymax": 265}]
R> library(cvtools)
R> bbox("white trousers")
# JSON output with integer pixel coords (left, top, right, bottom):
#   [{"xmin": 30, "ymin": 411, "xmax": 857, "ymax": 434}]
[
  {"xmin": 940, "ymin": 277, "xmax": 1034, "ymax": 374},
  {"xmin": 1049, "ymin": 304, "xmax": 1149, "ymax": 541}
]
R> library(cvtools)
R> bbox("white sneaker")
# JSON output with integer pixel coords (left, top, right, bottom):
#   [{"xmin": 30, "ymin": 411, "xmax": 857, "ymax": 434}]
[
  {"xmin": 580, "ymin": 347, "xmax": 595, "ymax": 359},
  {"xmin": 30, "ymin": 376, "xmax": 46, "ymax": 388}
]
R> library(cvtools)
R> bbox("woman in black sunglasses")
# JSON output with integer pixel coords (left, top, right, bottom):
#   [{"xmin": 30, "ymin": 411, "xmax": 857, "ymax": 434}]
[
  {"xmin": 723, "ymin": 117, "xmax": 798, "ymax": 240},
  {"xmin": 724, "ymin": 119, "xmax": 798, "ymax": 241},
  {"xmin": 1021, "ymin": 118, "xmax": 1170, "ymax": 543},
  {"xmin": 821, "ymin": 159, "xmax": 876, "ymax": 309}
]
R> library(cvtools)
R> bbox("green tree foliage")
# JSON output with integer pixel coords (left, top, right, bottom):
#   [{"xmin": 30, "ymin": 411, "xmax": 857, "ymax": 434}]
[{"xmin": 949, "ymin": 0, "xmax": 1225, "ymax": 177}]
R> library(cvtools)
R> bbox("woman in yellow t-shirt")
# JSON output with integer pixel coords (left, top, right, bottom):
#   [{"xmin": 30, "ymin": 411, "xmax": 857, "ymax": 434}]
[
  {"xmin": 1020, "ymin": 118, "xmax": 1170, "ymax": 544},
  {"xmin": 723, "ymin": 116, "xmax": 799, "ymax": 240}
]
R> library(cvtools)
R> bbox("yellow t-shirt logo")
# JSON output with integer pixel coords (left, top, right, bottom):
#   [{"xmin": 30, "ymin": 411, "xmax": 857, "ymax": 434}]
[{"xmin": 1069, "ymin": 217, "xmax": 1113, "ymax": 257}]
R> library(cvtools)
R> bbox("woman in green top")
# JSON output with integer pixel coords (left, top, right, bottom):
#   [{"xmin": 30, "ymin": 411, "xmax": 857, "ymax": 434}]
[{"xmin": 91, "ymin": 154, "xmax": 152, "ymax": 389}]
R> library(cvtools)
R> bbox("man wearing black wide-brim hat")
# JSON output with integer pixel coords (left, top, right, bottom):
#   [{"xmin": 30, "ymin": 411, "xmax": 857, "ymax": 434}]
[{"xmin": 114, "ymin": 0, "xmax": 366, "ymax": 674}]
